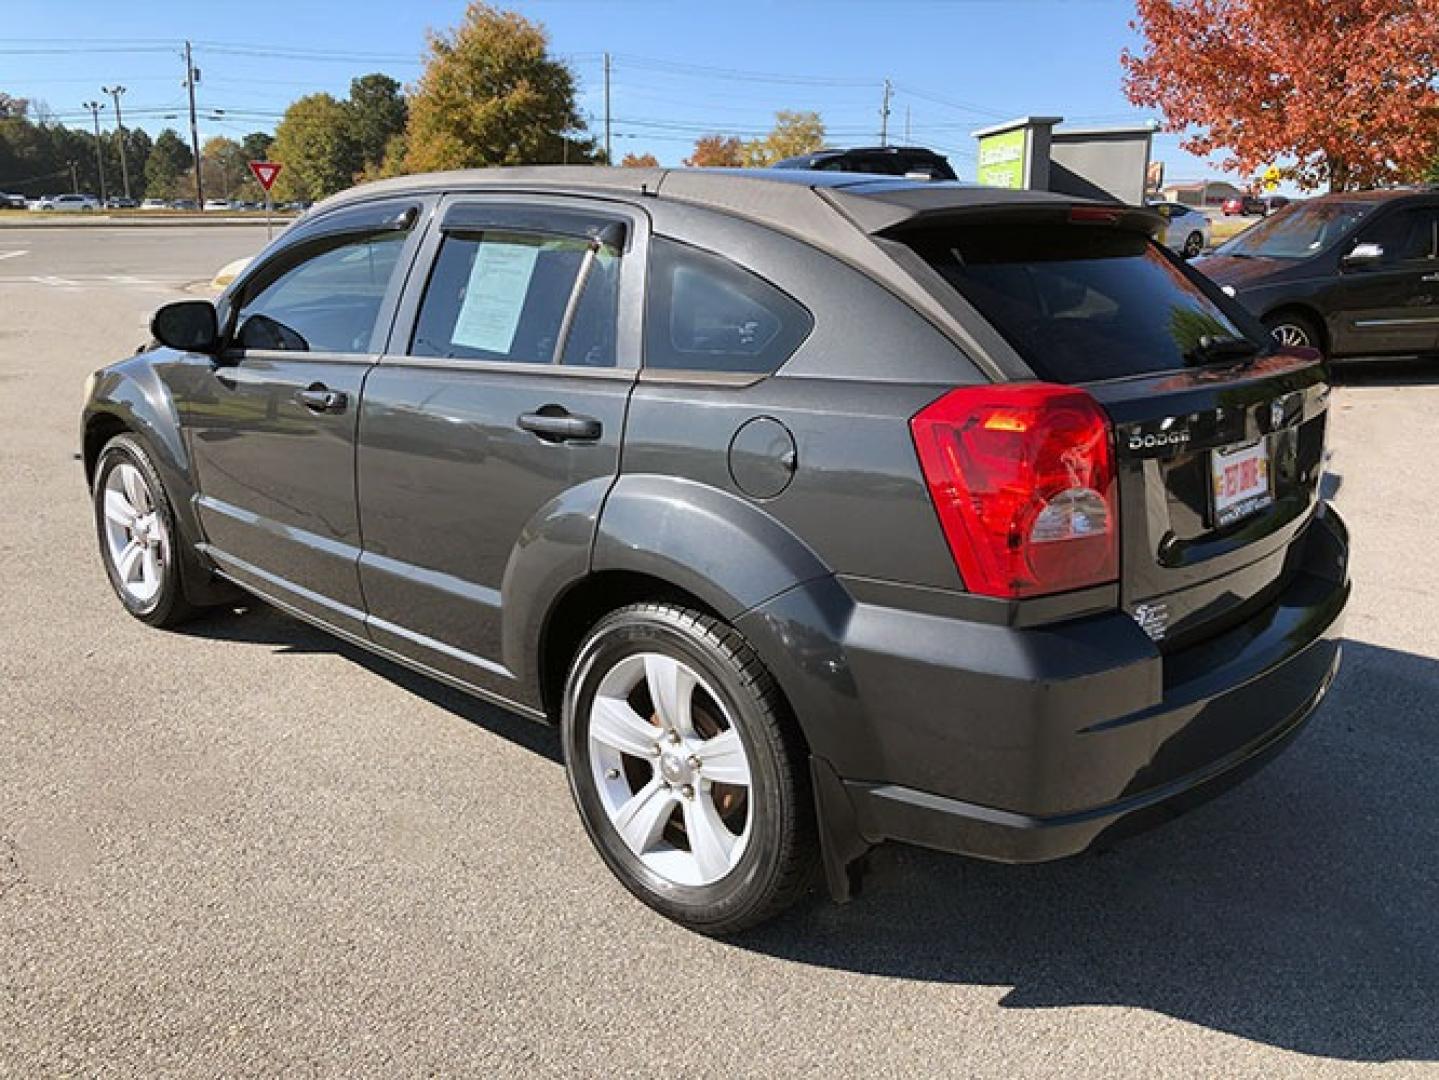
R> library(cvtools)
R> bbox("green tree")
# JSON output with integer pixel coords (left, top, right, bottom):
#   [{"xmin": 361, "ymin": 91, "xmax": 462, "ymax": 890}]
[
  {"xmin": 346, "ymin": 73, "xmax": 408, "ymax": 174},
  {"xmin": 742, "ymin": 111, "xmax": 825, "ymax": 167},
  {"xmin": 144, "ymin": 128, "xmax": 193, "ymax": 200},
  {"xmin": 404, "ymin": 3, "xmax": 597, "ymax": 171},
  {"xmin": 241, "ymin": 131, "xmax": 275, "ymax": 162},
  {"xmin": 270, "ymin": 92, "xmax": 360, "ymax": 201}
]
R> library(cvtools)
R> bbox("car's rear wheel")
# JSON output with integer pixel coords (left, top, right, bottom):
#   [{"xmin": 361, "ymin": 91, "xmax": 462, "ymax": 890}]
[
  {"xmin": 93, "ymin": 434, "xmax": 196, "ymax": 627},
  {"xmin": 1183, "ymin": 231, "xmax": 1204, "ymax": 258},
  {"xmin": 562, "ymin": 603, "xmax": 815, "ymax": 935},
  {"xmin": 1264, "ymin": 311, "xmax": 1323, "ymax": 354}
]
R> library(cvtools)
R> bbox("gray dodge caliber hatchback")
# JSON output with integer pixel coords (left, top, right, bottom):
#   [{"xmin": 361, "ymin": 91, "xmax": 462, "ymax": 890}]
[{"xmin": 83, "ymin": 167, "xmax": 1350, "ymax": 934}]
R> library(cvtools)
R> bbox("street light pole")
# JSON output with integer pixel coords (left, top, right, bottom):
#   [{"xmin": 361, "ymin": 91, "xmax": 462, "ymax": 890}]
[
  {"xmin": 82, "ymin": 100, "xmax": 108, "ymax": 204},
  {"xmin": 103, "ymin": 85, "xmax": 131, "ymax": 201}
]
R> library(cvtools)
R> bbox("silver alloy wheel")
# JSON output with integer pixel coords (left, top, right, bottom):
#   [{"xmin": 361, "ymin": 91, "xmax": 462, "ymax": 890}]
[
  {"xmin": 1270, "ymin": 323, "xmax": 1311, "ymax": 348},
  {"xmin": 101, "ymin": 461, "xmax": 169, "ymax": 605},
  {"xmin": 588, "ymin": 652, "xmax": 753, "ymax": 887}
]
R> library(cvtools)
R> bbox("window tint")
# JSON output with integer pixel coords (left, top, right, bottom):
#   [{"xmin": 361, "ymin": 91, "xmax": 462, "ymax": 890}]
[
  {"xmin": 411, "ymin": 231, "xmax": 619, "ymax": 365},
  {"xmin": 1360, "ymin": 209, "xmax": 1439, "ymax": 262},
  {"xmin": 909, "ymin": 223, "xmax": 1257, "ymax": 383},
  {"xmin": 235, "ymin": 231, "xmax": 406, "ymax": 353},
  {"xmin": 644, "ymin": 237, "xmax": 813, "ymax": 374}
]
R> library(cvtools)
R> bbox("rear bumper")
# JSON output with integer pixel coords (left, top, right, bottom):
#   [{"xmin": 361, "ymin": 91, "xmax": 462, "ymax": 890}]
[
  {"xmin": 743, "ymin": 505, "xmax": 1349, "ymax": 896},
  {"xmin": 837, "ymin": 637, "xmax": 1338, "ymax": 865}
]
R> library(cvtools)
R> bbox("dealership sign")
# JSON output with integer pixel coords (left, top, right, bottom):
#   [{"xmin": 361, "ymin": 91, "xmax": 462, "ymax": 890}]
[{"xmin": 976, "ymin": 128, "xmax": 1027, "ymax": 189}]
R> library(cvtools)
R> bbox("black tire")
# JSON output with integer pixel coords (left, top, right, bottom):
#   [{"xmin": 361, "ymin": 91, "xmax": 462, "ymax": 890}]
[
  {"xmin": 1263, "ymin": 310, "xmax": 1324, "ymax": 356},
  {"xmin": 92, "ymin": 433, "xmax": 198, "ymax": 628},
  {"xmin": 562, "ymin": 603, "xmax": 816, "ymax": 935},
  {"xmin": 1183, "ymin": 231, "xmax": 1204, "ymax": 259}
]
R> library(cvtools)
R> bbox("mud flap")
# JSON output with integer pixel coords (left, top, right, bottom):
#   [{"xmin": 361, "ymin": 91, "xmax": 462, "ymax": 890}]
[{"xmin": 810, "ymin": 756, "xmax": 873, "ymax": 903}]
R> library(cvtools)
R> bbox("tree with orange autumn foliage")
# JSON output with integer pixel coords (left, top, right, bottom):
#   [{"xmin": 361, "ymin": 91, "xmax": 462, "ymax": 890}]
[
  {"xmin": 1123, "ymin": 0, "xmax": 1439, "ymax": 190},
  {"xmin": 685, "ymin": 134, "xmax": 744, "ymax": 167},
  {"xmin": 620, "ymin": 152, "xmax": 659, "ymax": 167}
]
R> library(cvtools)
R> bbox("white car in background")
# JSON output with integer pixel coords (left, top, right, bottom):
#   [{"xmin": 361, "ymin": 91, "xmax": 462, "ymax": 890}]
[
  {"xmin": 31, "ymin": 193, "xmax": 101, "ymax": 212},
  {"xmin": 1151, "ymin": 201, "xmax": 1211, "ymax": 259}
]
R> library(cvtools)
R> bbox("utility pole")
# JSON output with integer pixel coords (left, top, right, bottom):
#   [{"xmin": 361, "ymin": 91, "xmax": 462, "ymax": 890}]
[
  {"xmin": 183, "ymin": 41, "xmax": 203, "ymax": 207},
  {"xmin": 879, "ymin": 78, "xmax": 892, "ymax": 146},
  {"xmin": 83, "ymin": 100, "xmax": 108, "ymax": 204},
  {"xmin": 68, "ymin": 160, "xmax": 78, "ymax": 194},
  {"xmin": 603, "ymin": 52, "xmax": 612, "ymax": 165},
  {"xmin": 103, "ymin": 84, "xmax": 131, "ymax": 201}
]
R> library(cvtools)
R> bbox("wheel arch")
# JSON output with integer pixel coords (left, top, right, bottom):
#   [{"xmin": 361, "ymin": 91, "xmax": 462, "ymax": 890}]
[
  {"xmin": 523, "ymin": 474, "xmax": 834, "ymax": 723},
  {"xmin": 83, "ymin": 363, "xmax": 234, "ymax": 607}
]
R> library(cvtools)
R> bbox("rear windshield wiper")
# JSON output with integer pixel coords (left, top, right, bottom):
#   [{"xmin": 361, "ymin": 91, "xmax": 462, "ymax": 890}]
[{"xmin": 1185, "ymin": 334, "xmax": 1261, "ymax": 365}]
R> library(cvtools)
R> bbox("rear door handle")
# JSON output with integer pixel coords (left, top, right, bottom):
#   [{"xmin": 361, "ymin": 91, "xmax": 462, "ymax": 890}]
[
  {"xmin": 517, "ymin": 409, "xmax": 602, "ymax": 443},
  {"xmin": 296, "ymin": 386, "xmax": 348, "ymax": 414}
]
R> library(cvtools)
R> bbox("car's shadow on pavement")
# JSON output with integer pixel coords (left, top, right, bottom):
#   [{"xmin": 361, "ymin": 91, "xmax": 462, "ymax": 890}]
[
  {"xmin": 738, "ymin": 639, "xmax": 1439, "ymax": 1064},
  {"xmin": 183, "ymin": 606, "xmax": 1437, "ymax": 1063},
  {"xmin": 181, "ymin": 602, "xmax": 563, "ymax": 764}
]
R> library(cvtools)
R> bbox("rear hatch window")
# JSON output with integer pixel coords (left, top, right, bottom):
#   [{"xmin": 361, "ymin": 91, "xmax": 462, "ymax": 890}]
[{"xmin": 907, "ymin": 222, "xmax": 1257, "ymax": 382}]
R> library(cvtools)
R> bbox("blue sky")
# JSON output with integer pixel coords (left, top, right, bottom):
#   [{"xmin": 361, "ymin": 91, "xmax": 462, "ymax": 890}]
[{"xmin": 2, "ymin": 0, "xmax": 1223, "ymax": 183}]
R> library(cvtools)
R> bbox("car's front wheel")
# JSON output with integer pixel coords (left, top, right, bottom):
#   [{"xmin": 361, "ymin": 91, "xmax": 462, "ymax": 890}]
[
  {"xmin": 562, "ymin": 603, "xmax": 815, "ymax": 934},
  {"xmin": 93, "ymin": 434, "xmax": 196, "ymax": 627},
  {"xmin": 1183, "ymin": 231, "xmax": 1204, "ymax": 258}
]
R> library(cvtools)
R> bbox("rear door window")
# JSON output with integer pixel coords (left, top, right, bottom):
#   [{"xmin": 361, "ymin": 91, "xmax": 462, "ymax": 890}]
[
  {"xmin": 411, "ymin": 230, "xmax": 620, "ymax": 366},
  {"xmin": 644, "ymin": 237, "xmax": 813, "ymax": 374},
  {"xmin": 907, "ymin": 223, "xmax": 1257, "ymax": 383}
]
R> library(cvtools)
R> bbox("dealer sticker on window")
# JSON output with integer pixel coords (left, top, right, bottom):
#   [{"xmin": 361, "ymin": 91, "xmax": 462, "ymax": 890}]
[{"xmin": 1211, "ymin": 440, "xmax": 1273, "ymax": 527}]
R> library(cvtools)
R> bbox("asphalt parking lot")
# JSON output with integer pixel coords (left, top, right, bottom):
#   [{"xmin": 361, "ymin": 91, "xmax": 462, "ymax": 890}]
[{"xmin": 2, "ymin": 225, "xmax": 1437, "ymax": 1077}]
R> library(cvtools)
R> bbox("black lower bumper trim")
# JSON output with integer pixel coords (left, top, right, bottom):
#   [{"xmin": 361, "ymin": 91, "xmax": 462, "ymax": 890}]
[{"xmin": 839, "ymin": 644, "xmax": 1339, "ymax": 867}]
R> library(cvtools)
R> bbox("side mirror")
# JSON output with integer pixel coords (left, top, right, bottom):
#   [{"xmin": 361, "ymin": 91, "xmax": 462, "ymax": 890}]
[
  {"xmin": 1342, "ymin": 242, "xmax": 1384, "ymax": 268},
  {"xmin": 151, "ymin": 300, "xmax": 219, "ymax": 353}
]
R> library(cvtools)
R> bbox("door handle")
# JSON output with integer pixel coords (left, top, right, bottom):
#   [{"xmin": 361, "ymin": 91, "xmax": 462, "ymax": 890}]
[
  {"xmin": 296, "ymin": 386, "xmax": 348, "ymax": 414},
  {"xmin": 1421, "ymin": 272, "xmax": 1439, "ymax": 283},
  {"xmin": 517, "ymin": 409, "xmax": 602, "ymax": 443}
]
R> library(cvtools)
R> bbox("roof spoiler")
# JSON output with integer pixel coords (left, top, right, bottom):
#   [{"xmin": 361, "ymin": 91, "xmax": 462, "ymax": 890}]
[{"xmin": 819, "ymin": 185, "xmax": 1164, "ymax": 239}]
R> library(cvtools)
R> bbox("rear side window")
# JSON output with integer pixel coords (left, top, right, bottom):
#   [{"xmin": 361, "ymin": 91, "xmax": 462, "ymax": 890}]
[
  {"xmin": 411, "ymin": 231, "xmax": 619, "ymax": 366},
  {"xmin": 908, "ymin": 223, "xmax": 1254, "ymax": 383},
  {"xmin": 644, "ymin": 237, "xmax": 812, "ymax": 374},
  {"xmin": 235, "ymin": 231, "xmax": 406, "ymax": 353}
]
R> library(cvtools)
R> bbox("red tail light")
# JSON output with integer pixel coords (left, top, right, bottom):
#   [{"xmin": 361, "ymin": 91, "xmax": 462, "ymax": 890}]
[{"xmin": 910, "ymin": 383, "xmax": 1118, "ymax": 599}]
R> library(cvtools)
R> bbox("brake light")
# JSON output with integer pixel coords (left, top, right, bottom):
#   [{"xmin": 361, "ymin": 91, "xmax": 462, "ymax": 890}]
[{"xmin": 910, "ymin": 383, "xmax": 1118, "ymax": 599}]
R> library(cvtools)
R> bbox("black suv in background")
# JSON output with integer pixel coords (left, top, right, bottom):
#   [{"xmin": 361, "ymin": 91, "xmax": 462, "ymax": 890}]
[
  {"xmin": 1196, "ymin": 189, "xmax": 1439, "ymax": 358},
  {"xmin": 83, "ymin": 168, "xmax": 1348, "ymax": 934},
  {"xmin": 773, "ymin": 145, "xmax": 958, "ymax": 180}
]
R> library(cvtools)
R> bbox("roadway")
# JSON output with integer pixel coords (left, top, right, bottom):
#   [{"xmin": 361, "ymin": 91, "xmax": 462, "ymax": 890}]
[{"xmin": 1, "ymin": 225, "xmax": 1436, "ymax": 1077}]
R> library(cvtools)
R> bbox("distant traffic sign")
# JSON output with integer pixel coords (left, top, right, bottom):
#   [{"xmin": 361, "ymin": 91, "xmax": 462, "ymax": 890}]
[{"xmin": 248, "ymin": 161, "xmax": 282, "ymax": 192}]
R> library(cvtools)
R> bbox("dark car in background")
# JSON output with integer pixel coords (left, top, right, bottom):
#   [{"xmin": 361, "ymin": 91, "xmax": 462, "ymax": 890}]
[
  {"xmin": 773, "ymin": 145, "xmax": 957, "ymax": 180},
  {"xmin": 82, "ymin": 167, "xmax": 1348, "ymax": 934},
  {"xmin": 1196, "ymin": 189, "xmax": 1439, "ymax": 357}
]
